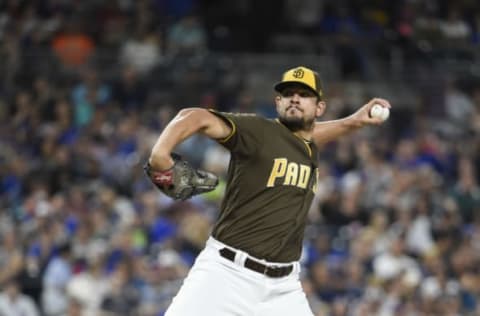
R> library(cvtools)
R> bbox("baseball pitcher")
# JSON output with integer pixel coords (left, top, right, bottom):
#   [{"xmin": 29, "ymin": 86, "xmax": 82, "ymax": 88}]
[{"xmin": 146, "ymin": 66, "xmax": 391, "ymax": 315}]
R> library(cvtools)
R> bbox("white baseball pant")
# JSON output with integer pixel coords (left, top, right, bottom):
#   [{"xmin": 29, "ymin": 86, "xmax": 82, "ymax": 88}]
[{"xmin": 165, "ymin": 236, "xmax": 313, "ymax": 316}]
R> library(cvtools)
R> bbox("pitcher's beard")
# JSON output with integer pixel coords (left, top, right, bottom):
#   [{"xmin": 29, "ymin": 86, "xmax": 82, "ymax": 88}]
[{"xmin": 278, "ymin": 115, "xmax": 314, "ymax": 132}]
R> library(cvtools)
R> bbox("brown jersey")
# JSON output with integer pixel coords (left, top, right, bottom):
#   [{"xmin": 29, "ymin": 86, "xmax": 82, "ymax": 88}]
[{"xmin": 210, "ymin": 111, "xmax": 318, "ymax": 262}]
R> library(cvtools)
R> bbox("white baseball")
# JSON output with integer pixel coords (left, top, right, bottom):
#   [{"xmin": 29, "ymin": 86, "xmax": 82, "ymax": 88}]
[{"xmin": 370, "ymin": 104, "xmax": 389, "ymax": 121}]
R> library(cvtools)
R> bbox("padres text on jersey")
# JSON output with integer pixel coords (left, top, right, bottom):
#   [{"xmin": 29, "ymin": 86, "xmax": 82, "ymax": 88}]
[{"xmin": 266, "ymin": 158, "xmax": 312, "ymax": 189}]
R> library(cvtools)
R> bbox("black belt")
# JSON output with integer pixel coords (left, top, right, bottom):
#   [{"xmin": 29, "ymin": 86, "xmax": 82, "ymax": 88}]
[{"xmin": 219, "ymin": 247, "xmax": 293, "ymax": 278}]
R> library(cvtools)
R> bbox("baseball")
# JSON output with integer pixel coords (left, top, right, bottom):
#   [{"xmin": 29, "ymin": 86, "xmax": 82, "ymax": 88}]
[{"xmin": 370, "ymin": 104, "xmax": 389, "ymax": 121}]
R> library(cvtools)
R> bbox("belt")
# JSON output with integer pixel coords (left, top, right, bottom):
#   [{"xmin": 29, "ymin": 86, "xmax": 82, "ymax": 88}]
[{"xmin": 219, "ymin": 247, "xmax": 293, "ymax": 278}]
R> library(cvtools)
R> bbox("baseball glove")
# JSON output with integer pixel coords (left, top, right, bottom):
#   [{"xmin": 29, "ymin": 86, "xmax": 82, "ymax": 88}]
[{"xmin": 144, "ymin": 153, "xmax": 219, "ymax": 201}]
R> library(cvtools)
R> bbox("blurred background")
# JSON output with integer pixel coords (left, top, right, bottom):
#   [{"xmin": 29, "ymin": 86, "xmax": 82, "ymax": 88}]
[{"xmin": 1, "ymin": 0, "xmax": 480, "ymax": 315}]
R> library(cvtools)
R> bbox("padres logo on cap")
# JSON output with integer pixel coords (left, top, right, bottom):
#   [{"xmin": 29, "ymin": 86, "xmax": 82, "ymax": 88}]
[{"xmin": 292, "ymin": 68, "xmax": 304, "ymax": 79}]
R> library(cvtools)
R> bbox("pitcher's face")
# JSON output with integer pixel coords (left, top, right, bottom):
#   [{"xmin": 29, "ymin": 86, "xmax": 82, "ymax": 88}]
[{"xmin": 275, "ymin": 84, "xmax": 325, "ymax": 132}]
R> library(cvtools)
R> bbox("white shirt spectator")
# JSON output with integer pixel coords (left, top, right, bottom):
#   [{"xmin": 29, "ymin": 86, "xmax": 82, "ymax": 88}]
[
  {"xmin": 421, "ymin": 276, "xmax": 460, "ymax": 299},
  {"xmin": 121, "ymin": 31, "xmax": 161, "ymax": 75},
  {"xmin": 445, "ymin": 88, "xmax": 475, "ymax": 124},
  {"xmin": 373, "ymin": 238, "xmax": 422, "ymax": 287},
  {"xmin": 0, "ymin": 293, "xmax": 39, "ymax": 316},
  {"xmin": 440, "ymin": 12, "xmax": 471, "ymax": 40},
  {"xmin": 67, "ymin": 273, "xmax": 110, "ymax": 316},
  {"xmin": 406, "ymin": 214, "xmax": 434, "ymax": 255},
  {"xmin": 0, "ymin": 280, "xmax": 40, "ymax": 316}
]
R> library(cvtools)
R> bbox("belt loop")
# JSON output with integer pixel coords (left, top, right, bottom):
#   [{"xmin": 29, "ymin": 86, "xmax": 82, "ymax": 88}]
[
  {"xmin": 234, "ymin": 251, "xmax": 246, "ymax": 266},
  {"xmin": 293, "ymin": 262, "xmax": 300, "ymax": 274}
]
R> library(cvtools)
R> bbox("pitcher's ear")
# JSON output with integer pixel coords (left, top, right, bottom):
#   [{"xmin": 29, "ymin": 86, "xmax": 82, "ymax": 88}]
[
  {"xmin": 274, "ymin": 95, "xmax": 282, "ymax": 106},
  {"xmin": 316, "ymin": 101, "xmax": 326, "ymax": 117}
]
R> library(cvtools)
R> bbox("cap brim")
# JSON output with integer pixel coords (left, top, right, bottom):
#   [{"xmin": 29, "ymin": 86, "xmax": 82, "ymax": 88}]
[{"xmin": 274, "ymin": 81, "xmax": 320, "ymax": 98}]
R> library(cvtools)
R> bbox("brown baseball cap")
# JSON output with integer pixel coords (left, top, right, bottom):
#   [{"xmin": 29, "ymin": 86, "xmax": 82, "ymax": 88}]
[{"xmin": 274, "ymin": 66, "xmax": 323, "ymax": 99}]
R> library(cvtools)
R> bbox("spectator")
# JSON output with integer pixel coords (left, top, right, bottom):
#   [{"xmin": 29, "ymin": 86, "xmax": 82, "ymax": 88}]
[
  {"xmin": 111, "ymin": 66, "xmax": 147, "ymax": 112},
  {"xmin": 0, "ymin": 276, "xmax": 40, "ymax": 316},
  {"xmin": 120, "ymin": 26, "xmax": 162, "ymax": 76},
  {"xmin": 284, "ymin": 0, "xmax": 324, "ymax": 34},
  {"xmin": 71, "ymin": 67, "xmax": 111, "ymax": 127},
  {"xmin": 100, "ymin": 258, "xmax": 140, "ymax": 315},
  {"xmin": 373, "ymin": 235, "xmax": 421, "ymax": 287},
  {"xmin": 67, "ymin": 241, "xmax": 110, "ymax": 316},
  {"xmin": 0, "ymin": 229, "xmax": 24, "ymax": 286},
  {"xmin": 449, "ymin": 157, "xmax": 480, "ymax": 224},
  {"xmin": 443, "ymin": 80, "xmax": 475, "ymax": 137},
  {"xmin": 439, "ymin": 9, "xmax": 471, "ymax": 43},
  {"xmin": 16, "ymin": 254, "xmax": 43, "ymax": 306},
  {"xmin": 51, "ymin": 20, "xmax": 95, "ymax": 69},
  {"xmin": 167, "ymin": 15, "xmax": 207, "ymax": 57},
  {"xmin": 42, "ymin": 242, "xmax": 73, "ymax": 316}
]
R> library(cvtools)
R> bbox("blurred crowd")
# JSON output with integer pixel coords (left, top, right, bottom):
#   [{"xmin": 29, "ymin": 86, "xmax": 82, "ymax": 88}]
[{"xmin": 1, "ymin": 0, "xmax": 480, "ymax": 316}]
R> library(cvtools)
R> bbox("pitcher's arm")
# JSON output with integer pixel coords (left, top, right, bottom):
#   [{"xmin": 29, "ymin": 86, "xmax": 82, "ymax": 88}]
[{"xmin": 149, "ymin": 108, "xmax": 232, "ymax": 170}]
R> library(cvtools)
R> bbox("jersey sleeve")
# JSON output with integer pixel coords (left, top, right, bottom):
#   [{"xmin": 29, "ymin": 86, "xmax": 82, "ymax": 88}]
[{"xmin": 209, "ymin": 110, "xmax": 265, "ymax": 157}]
